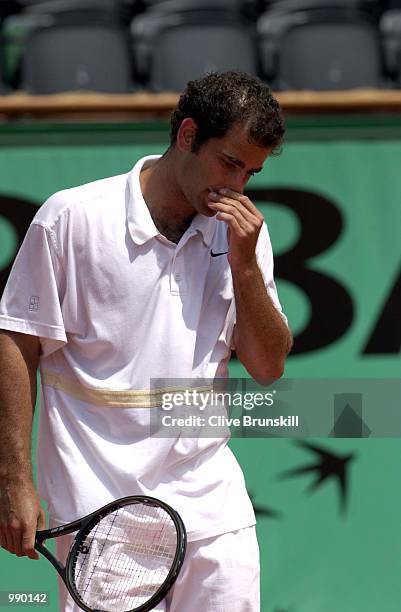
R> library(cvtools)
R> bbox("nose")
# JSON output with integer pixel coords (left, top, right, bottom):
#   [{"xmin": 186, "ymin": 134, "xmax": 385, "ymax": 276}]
[{"xmin": 226, "ymin": 170, "xmax": 248, "ymax": 194}]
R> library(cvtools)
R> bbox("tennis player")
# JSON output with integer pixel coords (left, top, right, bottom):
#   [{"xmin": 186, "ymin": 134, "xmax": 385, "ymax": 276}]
[{"xmin": 0, "ymin": 71, "xmax": 292, "ymax": 611}]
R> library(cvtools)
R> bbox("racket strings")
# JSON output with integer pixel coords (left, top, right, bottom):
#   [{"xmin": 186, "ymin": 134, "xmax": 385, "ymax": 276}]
[
  {"xmin": 79, "ymin": 510, "xmax": 119, "ymax": 599},
  {"xmin": 72, "ymin": 503, "xmax": 178, "ymax": 612}
]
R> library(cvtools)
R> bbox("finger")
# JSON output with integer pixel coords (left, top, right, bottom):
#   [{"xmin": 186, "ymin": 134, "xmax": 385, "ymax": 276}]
[
  {"xmin": 218, "ymin": 188, "xmax": 264, "ymax": 220},
  {"xmin": 22, "ymin": 530, "xmax": 39, "ymax": 559},
  {"xmin": 1, "ymin": 525, "xmax": 18, "ymax": 555},
  {"xmin": 37, "ymin": 508, "xmax": 46, "ymax": 532},
  {"xmin": 209, "ymin": 194, "xmax": 262, "ymax": 227},
  {"xmin": 10, "ymin": 523, "xmax": 25, "ymax": 556},
  {"xmin": 209, "ymin": 194, "xmax": 254, "ymax": 219},
  {"xmin": 22, "ymin": 522, "xmax": 39, "ymax": 560},
  {"xmin": 0, "ymin": 527, "xmax": 11, "ymax": 553},
  {"xmin": 209, "ymin": 203, "xmax": 254, "ymax": 233},
  {"xmin": 213, "ymin": 212, "xmax": 248, "ymax": 238},
  {"xmin": 209, "ymin": 191, "xmax": 248, "ymax": 211}
]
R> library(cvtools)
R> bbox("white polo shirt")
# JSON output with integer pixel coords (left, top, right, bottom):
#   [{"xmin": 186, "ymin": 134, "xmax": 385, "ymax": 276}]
[{"xmin": 0, "ymin": 155, "xmax": 285, "ymax": 541}]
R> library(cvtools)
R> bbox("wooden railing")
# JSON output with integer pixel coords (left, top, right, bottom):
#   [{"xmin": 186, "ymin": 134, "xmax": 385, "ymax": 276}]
[{"xmin": 1, "ymin": 89, "xmax": 401, "ymax": 120}]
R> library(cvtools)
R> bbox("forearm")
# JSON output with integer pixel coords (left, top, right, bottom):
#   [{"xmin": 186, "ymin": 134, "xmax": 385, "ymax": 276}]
[
  {"xmin": 207, "ymin": 187, "xmax": 292, "ymax": 381},
  {"xmin": 0, "ymin": 331, "xmax": 38, "ymax": 484},
  {"xmin": 232, "ymin": 261, "xmax": 292, "ymax": 382},
  {"xmin": 0, "ymin": 331, "xmax": 45, "ymax": 558}
]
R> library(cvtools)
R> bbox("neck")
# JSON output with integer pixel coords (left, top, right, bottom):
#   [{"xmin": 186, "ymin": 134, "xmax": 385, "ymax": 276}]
[{"xmin": 140, "ymin": 150, "xmax": 196, "ymax": 243}]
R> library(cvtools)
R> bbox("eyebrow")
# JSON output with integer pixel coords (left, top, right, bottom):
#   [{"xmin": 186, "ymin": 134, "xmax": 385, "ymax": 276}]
[{"xmin": 221, "ymin": 151, "xmax": 263, "ymax": 174}]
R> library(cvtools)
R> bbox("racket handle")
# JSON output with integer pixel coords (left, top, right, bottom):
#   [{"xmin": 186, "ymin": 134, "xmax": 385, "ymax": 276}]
[{"xmin": 35, "ymin": 538, "xmax": 66, "ymax": 580}]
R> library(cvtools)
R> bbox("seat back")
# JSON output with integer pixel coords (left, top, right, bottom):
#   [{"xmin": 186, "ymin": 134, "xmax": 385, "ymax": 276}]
[
  {"xmin": 0, "ymin": 28, "xmax": 6, "ymax": 92},
  {"xmin": 267, "ymin": 0, "xmax": 362, "ymax": 11},
  {"xmin": 143, "ymin": 0, "xmax": 243, "ymax": 10},
  {"xmin": 151, "ymin": 25, "xmax": 256, "ymax": 91},
  {"xmin": 22, "ymin": 23, "xmax": 133, "ymax": 93},
  {"xmin": 381, "ymin": 9, "xmax": 401, "ymax": 86},
  {"xmin": 258, "ymin": 8, "xmax": 383, "ymax": 90},
  {"xmin": 0, "ymin": 0, "xmax": 22, "ymax": 92}
]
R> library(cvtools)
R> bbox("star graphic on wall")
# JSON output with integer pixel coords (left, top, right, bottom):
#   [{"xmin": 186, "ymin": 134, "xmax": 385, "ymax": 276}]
[
  {"xmin": 249, "ymin": 493, "xmax": 282, "ymax": 519},
  {"xmin": 279, "ymin": 440, "xmax": 356, "ymax": 512}
]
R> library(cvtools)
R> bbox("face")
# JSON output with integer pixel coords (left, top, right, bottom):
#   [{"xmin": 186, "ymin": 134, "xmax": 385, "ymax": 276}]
[{"xmin": 175, "ymin": 120, "xmax": 271, "ymax": 217}]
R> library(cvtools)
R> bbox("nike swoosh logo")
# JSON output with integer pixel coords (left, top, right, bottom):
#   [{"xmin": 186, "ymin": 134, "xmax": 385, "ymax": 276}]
[{"xmin": 210, "ymin": 250, "xmax": 228, "ymax": 258}]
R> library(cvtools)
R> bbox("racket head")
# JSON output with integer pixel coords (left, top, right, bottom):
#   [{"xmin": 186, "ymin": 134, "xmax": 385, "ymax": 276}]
[{"xmin": 64, "ymin": 496, "xmax": 186, "ymax": 612}]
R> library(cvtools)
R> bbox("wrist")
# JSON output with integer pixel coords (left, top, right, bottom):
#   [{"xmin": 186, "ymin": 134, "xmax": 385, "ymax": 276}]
[{"xmin": 230, "ymin": 257, "xmax": 259, "ymax": 278}]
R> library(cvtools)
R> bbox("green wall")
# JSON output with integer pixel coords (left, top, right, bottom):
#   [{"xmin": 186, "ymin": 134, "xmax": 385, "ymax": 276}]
[{"xmin": 0, "ymin": 117, "xmax": 400, "ymax": 611}]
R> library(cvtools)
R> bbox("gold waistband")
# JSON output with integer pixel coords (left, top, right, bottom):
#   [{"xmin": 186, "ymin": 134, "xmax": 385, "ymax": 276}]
[{"xmin": 40, "ymin": 369, "xmax": 213, "ymax": 409}]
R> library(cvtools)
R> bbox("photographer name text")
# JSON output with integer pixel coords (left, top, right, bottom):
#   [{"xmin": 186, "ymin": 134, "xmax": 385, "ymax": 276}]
[{"xmin": 161, "ymin": 414, "xmax": 299, "ymax": 428}]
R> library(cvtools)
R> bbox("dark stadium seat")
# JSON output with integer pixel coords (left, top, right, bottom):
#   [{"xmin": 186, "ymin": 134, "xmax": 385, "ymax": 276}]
[
  {"xmin": 141, "ymin": 0, "xmax": 243, "ymax": 9},
  {"xmin": 257, "ymin": 6, "xmax": 383, "ymax": 90},
  {"xmin": 2, "ymin": 0, "xmax": 137, "ymax": 93},
  {"xmin": 0, "ymin": 78, "xmax": 5, "ymax": 94},
  {"xmin": 0, "ymin": 0, "xmax": 22, "ymax": 92},
  {"xmin": 0, "ymin": 27, "xmax": 6, "ymax": 92},
  {"xmin": 140, "ymin": 0, "xmax": 266, "ymax": 21},
  {"xmin": 266, "ymin": 0, "xmax": 383, "ymax": 21},
  {"xmin": 267, "ymin": 0, "xmax": 364, "ymax": 10},
  {"xmin": 381, "ymin": 9, "xmax": 401, "ymax": 86},
  {"xmin": 380, "ymin": 0, "xmax": 401, "ymax": 9},
  {"xmin": 21, "ymin": 21, "xmax": 134, "ymax": 93},
  {"xmin": 0, "ymin": 0, "xmax": 21, "ymax": 18},
  {"xmin": 131, "ymin": 7, "xmax": 258, "ymax": 91},
  {"xmin": 22, "ymin": 0, "xmax": 122, "ymax": 22}
]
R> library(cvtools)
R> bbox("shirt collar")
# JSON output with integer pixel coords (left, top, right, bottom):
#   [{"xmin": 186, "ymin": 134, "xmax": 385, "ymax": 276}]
[
  {"xmin": 190, "ymin": 212, "xmax": 215, "ymax": 247},
  {"xmin": 127, "ymin": 154, "xmax": 216, "ymax": 247},
  {"xmin": 127, "ymin": 155, "xmax": 161, "ymax": 245}
]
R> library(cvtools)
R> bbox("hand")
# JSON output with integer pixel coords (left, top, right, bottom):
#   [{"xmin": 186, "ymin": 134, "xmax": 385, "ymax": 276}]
[
  {"xmin": 208, "ymin": 188, "xmax": 264, "ymax": 271},
  {"xmin": 0, "ymin": 480, "xmax": 46, "ymax": 559}
]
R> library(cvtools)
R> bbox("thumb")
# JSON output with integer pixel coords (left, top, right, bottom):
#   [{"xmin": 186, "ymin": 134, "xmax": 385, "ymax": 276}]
[
  {"xmin": 22, "ymin": 520, "xmax": 39, "ymax": 560},
  {"xmin": 23, "ymin": 507, "xmax": 46, "ymax": 560}
]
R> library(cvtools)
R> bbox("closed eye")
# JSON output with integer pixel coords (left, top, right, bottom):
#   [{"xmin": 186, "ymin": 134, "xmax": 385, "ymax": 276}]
[
  {"xmin": 221, "ymin": 157, "xmax": 261, "ymax": 176},
  {"xmin": 221, "ymin": 156, "xmax": 262, "ymax": 178}
]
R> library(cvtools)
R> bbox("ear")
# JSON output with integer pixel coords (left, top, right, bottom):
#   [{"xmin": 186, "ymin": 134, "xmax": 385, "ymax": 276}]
[{"xmin": 176, "ymin": 118, "xmax": 197, "ymax": 152}]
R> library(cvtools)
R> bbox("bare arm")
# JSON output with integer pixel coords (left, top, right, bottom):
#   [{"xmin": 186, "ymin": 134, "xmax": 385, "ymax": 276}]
[
  {"xmin": 232, "ymin": 262, "xmax": 292, "ymax": 382},
  {"xmin": 0, "ymin": 330, "xmax": 45, "ymax": 559},
  {"xmin": 208, "ymin": 188, "xmax": 292, "ymax": 383}
]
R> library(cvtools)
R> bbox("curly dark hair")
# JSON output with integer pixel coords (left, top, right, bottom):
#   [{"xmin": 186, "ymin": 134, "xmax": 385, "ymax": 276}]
[{"xmin": 170, "ymin": 71, "xmax": 285, "ymax": 154}]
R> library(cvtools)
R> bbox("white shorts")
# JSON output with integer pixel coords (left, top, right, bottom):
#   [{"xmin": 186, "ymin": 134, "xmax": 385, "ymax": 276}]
[{"xmin": 55, "ymin": 526, "xmax": 260, "ymax": 612}]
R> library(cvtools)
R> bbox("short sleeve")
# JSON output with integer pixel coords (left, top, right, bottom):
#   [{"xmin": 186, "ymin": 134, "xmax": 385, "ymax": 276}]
[
  {"xmin": 255, "ymin": 222, "xmax": 288, "ymax": 324},
  {"xmin": 0, "ymin": 221, "xmax": 67, "ymax": 356}
]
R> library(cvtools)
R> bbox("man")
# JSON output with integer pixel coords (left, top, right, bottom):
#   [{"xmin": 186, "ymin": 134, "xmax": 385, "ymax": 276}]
[{"xmin": 0, "ymin": 71, "xmax": 292, "ymax": 611}]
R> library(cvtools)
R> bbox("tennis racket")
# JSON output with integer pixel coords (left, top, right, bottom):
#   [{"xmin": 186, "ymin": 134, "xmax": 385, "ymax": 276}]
[{"xmin": 35, "ymin": 495, "xmax": 187, "ymax": 612}]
